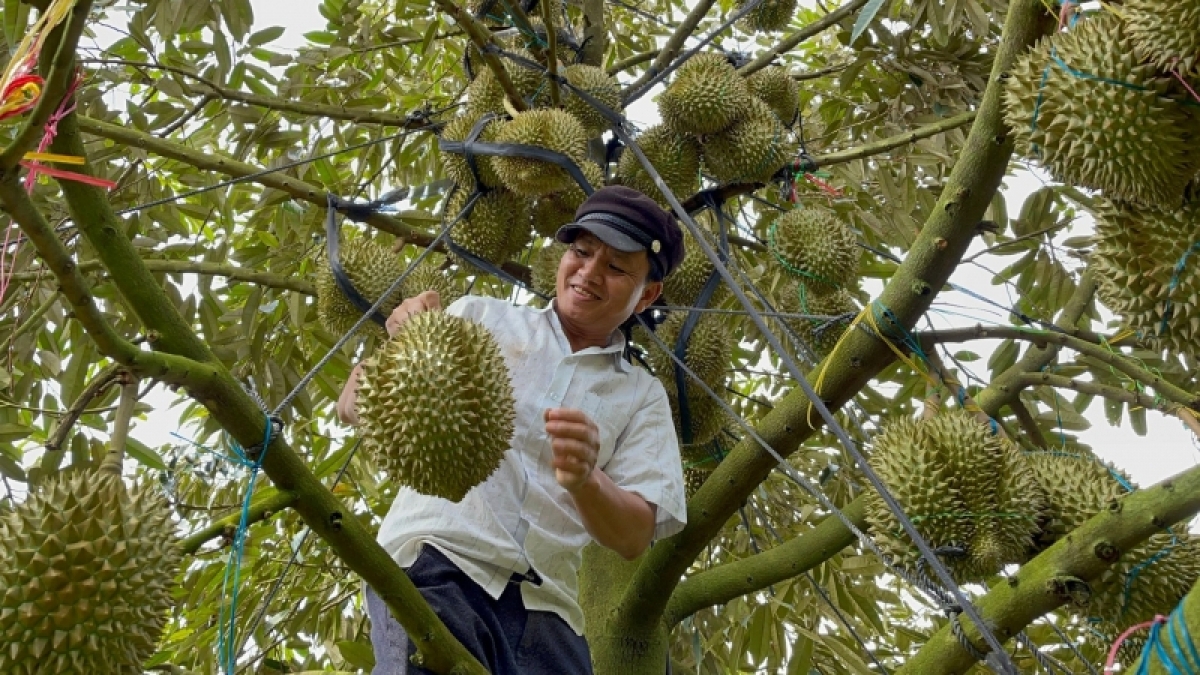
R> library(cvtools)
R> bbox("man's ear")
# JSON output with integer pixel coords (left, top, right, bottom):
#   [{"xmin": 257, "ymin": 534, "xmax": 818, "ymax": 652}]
[{"xmin": 635, "ymin": 281, "xmax": 663, "ymax": 314}]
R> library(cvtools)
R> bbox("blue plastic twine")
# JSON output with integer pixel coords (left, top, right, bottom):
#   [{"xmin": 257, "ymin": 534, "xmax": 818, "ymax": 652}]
[
  {"xmin": 1159, "ymin": 241, "xmax": 1200, "ymax": 336},
  {"xmin": 1138, "ymin": 600, "xmax": 1200, "ymax": 675}
]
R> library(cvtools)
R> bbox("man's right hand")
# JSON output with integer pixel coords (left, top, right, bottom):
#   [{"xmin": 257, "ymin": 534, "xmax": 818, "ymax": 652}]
[{"xmin": 337, "ymin": 290, "xmax": 442, "ymax": 426}]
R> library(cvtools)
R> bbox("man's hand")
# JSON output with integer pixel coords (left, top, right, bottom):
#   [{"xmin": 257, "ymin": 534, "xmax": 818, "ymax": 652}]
[
  {"xmin": 385, "ymin": 290, "xmax": 441, "ymax": 338},
  {"xmin": 336, "ymin": 362, "xmax": 365, "ymax": 426},
  {"xmin": 544, "ymin": 408, "xmax": 599, "ymax": 492}
]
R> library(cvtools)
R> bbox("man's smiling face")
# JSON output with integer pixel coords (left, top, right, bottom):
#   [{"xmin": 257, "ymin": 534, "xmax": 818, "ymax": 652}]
[{"xmin": 555, "ymin": 231, "xmax": 661, "ymax": 340}]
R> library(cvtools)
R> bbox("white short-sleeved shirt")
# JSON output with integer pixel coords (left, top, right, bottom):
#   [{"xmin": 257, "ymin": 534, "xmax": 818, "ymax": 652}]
[{"xmin": 375, "ymin": 295, "xmax": 687, "ymax": 635}]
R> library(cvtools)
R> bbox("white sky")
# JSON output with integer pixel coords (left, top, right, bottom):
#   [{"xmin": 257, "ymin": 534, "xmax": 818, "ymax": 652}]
[{"xmin": 100, "ymin": 1, "xmax": 1197, "ymax": 491}]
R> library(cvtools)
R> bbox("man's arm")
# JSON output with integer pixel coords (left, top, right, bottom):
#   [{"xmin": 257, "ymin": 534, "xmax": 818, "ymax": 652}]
[{"xmin": 545, "ymin": 408, "xmax": 658, "ymax": 560}]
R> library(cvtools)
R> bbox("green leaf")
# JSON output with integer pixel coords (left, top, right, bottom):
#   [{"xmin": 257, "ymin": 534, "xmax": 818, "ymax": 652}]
[
  {"xmin": 247, "ymin": 25, "xmax": 286, "ymax": 47},
  {"xmin": 336, "ymin": 640, "xmax": 376, "ymax": 669},
  {"xmin": 125, "ymin": 437, "xmax": 169, "ymax": 471},
  {"xmin": 0, "ymin": 423, "xmax": 32, "ymax": 444},
  {"xmin": 850, "ymin": 0, "xmax": 887, "ymax": 46},
  {"xmin": 0, "ymin": 453, "xmax": 26, "ymax": 482},
  {"xmin": 1130, "ymin": 405, "xmax": 1148, "ymax": 436}
]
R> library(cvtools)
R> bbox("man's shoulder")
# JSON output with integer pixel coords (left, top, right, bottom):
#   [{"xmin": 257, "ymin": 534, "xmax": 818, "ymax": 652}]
[{"xmin": 447, "ymin": 295, "xmax": 535, "ymax": 320}]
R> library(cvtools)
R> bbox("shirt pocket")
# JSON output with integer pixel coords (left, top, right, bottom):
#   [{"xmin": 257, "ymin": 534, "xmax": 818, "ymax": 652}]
[{"xmin": 580, "ymin": 392, "xmax": 619, "ymax": 469}]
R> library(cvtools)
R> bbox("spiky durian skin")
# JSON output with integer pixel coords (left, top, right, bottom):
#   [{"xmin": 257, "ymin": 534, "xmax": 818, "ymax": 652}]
[
  {"xmin": 865, "ymin": 411, "xmax": 1044, "ymax": 583},
  {"xmin": 445, "ymin": 187, "xmax": 532, "ymax": 266},
  {"xmin": 637, "ymin": 312, "xmax": 732, "ymax": 445},
  {"xmin": 358, "ymin": 310, "xmax": 516, "ymax": 501},
  {"xmin": 0, "ymin": 470, "xmax": 181, "ymax": 674},
  {"xmin": 399, "ymin": 258, "xmax": 464, "ymax": 308},
  {"xmin": 769, "ymin": 206, "xmax": 859, "ymax": 288},
  {"xmin": 1092, "ymin": 198, "xmax": 1200, "ymax": 359},
  {"xmin": 1024, "ymin": 449, "xmax": 1128, "ymax": 543},
  {"xmin": 774, "ymin": 279, "xmax": 857, "ymax": 356},
  {"xmin": 657, "ymin": 53, "xmax": 752, "ymax": 135},
  {"xmin": 663, "ymin": 224, "xmax": 727, "ymax": 308},
  {"xmin": 440, "ymin": 113, "xmax": 505, "ymax": 190},
  {"xmin": 615, "ymin": 124, "xmax": 702, "ymax": 205},
  {"xmin": 701, "ymin": 96, "xmax": 792, "ymax": 185},
  {"xmin": 490, "ymin": 109, "xmax": 590, "ymax": 196},
  {"xmin": 316, "ymin": 240, "xmax": 405, "ymax": 340},
  {"xmin": 1078, "ymin": 534, "xmax": 1200, "ymax": 639},
  {"xmin": 735, "ymin": 0, "xmax": 798, "ymax": 32},
  {"xmin": 530, "ymin": 242, "xmax": 566, "ymax": 298},
  {"xmin": 531, "ymin": 161, "xmax": 605, "ymax": 238},
  {"xmin": 684, "ymin": 467, "xmax": 713, "ymax": 499},
  {"xmin": 464, "ymin": 49, "xmax": 544, "ymax": 115},
  {"xmin": 1003, "ymin": 14, "xmax": 1200, "ymax": 209},
  {"xmin": 746, "ymin": 66, "xmax": 799, "ymax": 125},
  {"xmin": 562, "ymin": 64, "xmax": 622, "ymax": 137},
  {"xmin": 1125, "ymin": 0, "xmax": 1200, "ymax": 77}
]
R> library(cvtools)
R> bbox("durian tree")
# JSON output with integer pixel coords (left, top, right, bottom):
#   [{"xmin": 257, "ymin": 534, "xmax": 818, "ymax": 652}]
[{"xmin": 2, "ymin": 0, "xmax": 1200, "ymax": 672}]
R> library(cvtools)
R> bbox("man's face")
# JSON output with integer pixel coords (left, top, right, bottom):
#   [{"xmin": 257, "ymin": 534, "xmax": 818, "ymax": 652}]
[{"xmin": 556, "ymin": 231, "xmax": 662, "ymax": 333}]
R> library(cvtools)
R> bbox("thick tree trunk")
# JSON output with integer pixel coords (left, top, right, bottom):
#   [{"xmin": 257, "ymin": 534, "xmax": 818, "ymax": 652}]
[{"xmin": 581, "ymin": 544, "xmax": 671, "ymax": 675}]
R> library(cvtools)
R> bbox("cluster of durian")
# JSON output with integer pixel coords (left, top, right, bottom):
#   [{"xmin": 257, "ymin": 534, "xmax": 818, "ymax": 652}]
[
  {"xmin": 636, "ymin": 312, "xmax": 734, "ymax": 447},
  {"xmin": 766, "ymin": 206, "xmax": 861, "ymax": 357},
  {"xmin": 0, "ymin": 469, "xmax": 181, "ymax": 674},
  {"xmin": 865, "ymin": 410, "xmax": 1046, "ymax": 583},
  {"xmin": 1003, "ymin": 13, "xmax": 1200, "ymax": 210},
  {"xmin": 661, "ymin": 212, "xmax": 729, "ymax": 309},
  {"xmin": 356, "ymin": 309, "xmax": 517, "ymax": 501},
  {"xmin": 1091, "ymin": 196, "xmax": 1200, "ymax": 359},
  {"xmin": 614, "ymin": 55, "xmax": 801, "ymax": 202}
]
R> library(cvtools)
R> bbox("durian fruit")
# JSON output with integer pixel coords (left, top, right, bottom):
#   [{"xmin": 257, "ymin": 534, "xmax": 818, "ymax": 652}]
[
  {"xmin": 399, "ymin": 257, "xmax": 464, "ymax": 308},
  {"xmin": 530, "ymin": 242, "xmax": 566, "ymax": 298},
  {"xmin": 735, "ymin": 0, "xmax": 798, "ymax": 33},
  {"xmin": 768, "ymin": 206, "xmax": 859, "ymax": 289},
  {"xmin": 615, "ymin": 124, "xmax": 702, "ymax": 205},
  {"xmin": 1092, "ymin": 198, "xmax": 1200, "ymax": 359},
  {"xmin": 1124, "ymin": 0, "xmax": 1200, "ymax": 77},
  {"xmin": 465, "ymin": 49, "xmax": 545, "ymax": 115},
  {"xmin": 864, "ymin": 410, "xmax": 1045, "ymax": 583},
  {"xmin": 775, "ymin": 279, "xmax": 858, "ymax": 356},
  {"xmin": 357, "ymin": 310, "xmax": 517, "ymax": 501},
  {"xmin": 684, "ymin": 466, "xmax": 713, "ymax": 499},
  {"xmin": 657, "ymin": 53, "xmax": 752, "ymax": 135},
  {"xmin": 445, "ymin": 187, "xmax": 532, "ymax": 265},
  {"xmin": 440, "ymin": 113, "xmax": 505, "ymax": 190},
  {"xmin": 1082, "ymin": 533, "xmax": 1200, "ymax": 632},
  {"xmin": 663, "ymin": 221, "xmax": 727, "ymax": 308},
  {"xmin": 531, "ymin": 160, "xmax": 605, "ymax": 238},
  {"xmin": 701, "ymin": 96, "xmax": 793, "ymax": 185},
  {"xmin": 1024, "ymin": 447, "xmax": 1129, "ymax": 543},
  {"xmin": 1003, "ymin": 14, "xmax": 1200, "ymax": 209},
  {"xmin": 746, "ymin": 66, "xmax": 799, "ymax": 126},
  {"xmin": 638, "ymin": 312, "xmax": 732, "ymax": 445},
  {"xmin": 0, "ymin": 469, "xmax": 181, "ymax": 674},
  {"xmin": 562, "ymin": 64, "xmax": 622, "ymax": 137},
  {"xmin": 316, "ymin": 239, "xmax": 405, "ymax": 339},
  {"xmin": 491, "ymin": 109, "xmax": 590, "ymax": 196}
]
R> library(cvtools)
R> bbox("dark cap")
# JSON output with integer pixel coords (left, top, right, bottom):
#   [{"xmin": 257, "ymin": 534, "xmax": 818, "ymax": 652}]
[{"xmin": 555, "ymin": 185, "xmax": 684, "ymax": 280}]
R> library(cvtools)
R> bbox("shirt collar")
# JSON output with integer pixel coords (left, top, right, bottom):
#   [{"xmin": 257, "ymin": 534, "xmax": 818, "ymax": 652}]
[{"xmin": 544, "ymin": 300, "xmax": 632, "ymax": 373}]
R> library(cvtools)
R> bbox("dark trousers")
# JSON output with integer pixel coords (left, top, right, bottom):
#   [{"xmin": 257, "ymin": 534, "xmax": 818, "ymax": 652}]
[{"xmin": 366, "ymin": 546, "xmax": 592, "ymax": 674}]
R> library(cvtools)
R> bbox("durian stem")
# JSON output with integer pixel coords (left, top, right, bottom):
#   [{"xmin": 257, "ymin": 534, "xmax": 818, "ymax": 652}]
[
  {"xmin": 7, "ymin": 258, "xmax": 317, "ymax": 294},
  {"xmin": 39, "ymin": 363, "xmax": 122, "ymax": 481},
  {"xmin": 178, "ymin": 489, "xmax": 298, "ymax": 555},
  {"xmin": 1008, "ymin": 398, "xmax": 1049, "ymax": 449},
  {"xmin": 75, "ymin": 115, "xmax": 438, "ymax": 247},
  {"xmin": 922, "ymin": 387, "xmax": 943, "ymax": 419},
  {"xmin": 898, "ymin": 457, "xmax": 1200, "ymax": 674},
  {"xmin": 99, "ymin": 375, "xmax": 139, "ymax": 475},
  {"xmin": 538, "ymin": 0, "xmax": 561, "ymax": 107},
  {"xmin": 663, "ymin": 497, "xmax": 867, "ymax": 626},
  {"xmin": 431, "ymin": 0, "xmax": 529, "ymax": 112},
  {"xmin": 0, "ymin": 0, "xmax": 93, "ymax": 170},
  {"xmin": 619, "ymin": 0, "xmax": 717, "ymax": 101},
  {"xmin": 926, "ymin": 351, "xmax": 1007, "ymax": 438},
  {"xmin": 736, "ymin": 0, "xmax": 871, "ymax": 76},
  {"xmin": 607, "ymin": 49, "xmax": 659, "ymax": 76}
]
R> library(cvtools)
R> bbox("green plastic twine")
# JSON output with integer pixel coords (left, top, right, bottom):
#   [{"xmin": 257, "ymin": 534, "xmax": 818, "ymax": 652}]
[{"xmin": 766, "ymin": 218, "xmax": 841, "ymax": 289}]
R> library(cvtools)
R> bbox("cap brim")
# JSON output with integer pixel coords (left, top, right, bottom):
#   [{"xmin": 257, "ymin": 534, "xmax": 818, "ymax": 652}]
[{"xmin": 555, "ymin": 222, "xmax": 645, "ymax": 253}]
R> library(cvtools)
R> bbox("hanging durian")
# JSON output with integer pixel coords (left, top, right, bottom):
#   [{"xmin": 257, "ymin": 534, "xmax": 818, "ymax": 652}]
[
  {"xmin": 746, "ymin": 66, "xmax": 799, "ymax": 126},
  {"xmin": 1003, "ymin": 14, "xmax": 1200, "ymax": 209},
  {"xmin": 774, "ymin": 279, "xmax": 857, "ymax": 357},
  {"xmin": 465, "ymin": 48, "xmax": 544, "ymax": 115},
  {"xmin": 316, "ymin": 239, "xmax": 405, "ymax": 340},
  {"xmin": 399, "ymin": 257, "xmax": 464, "ymax": 308},
  {"xmin": 1082, "ymin": 534, "xmax": 1200, "ymax": 633},
  {"xmin": 1124, "ymin": 0, "xmax": 1200, "ymax": 77},
  {"xmin": 0, "ymin": 469, "xmax": 181, "ymax": 674},
  {"xmin": 657, "ymin": 53, "xmax": 752, "ymax": 135},
  {"xmin": 663, "ymin": 218, "xmax": 727, "ymax": 308},
  {"xmin": 531, "ymin": 160, "xmax": 605, "ymax": 238},
  {"xmin": 768, "ymin": 206, "xmax": 859, "ymax": 289},
  {"xmin": 735, "ymin": 0, "xmax": 798, "ymax": 33},
  {"xmin": 865, "ymin": 410, "xmax": 1045, "ymax": 583},
  {"xmin": 562, "ymin": 64, "xmax": 623, "ymax": 137},
  {"xmin": 491, "ymin": 109, "xmax": 590, "ymax": 196},
  {"xmin": 1091, "ymin": 197, "xmax": 1200, "ymax": 359},
  {"xmin": 637, "ymin": 312, "xmax": 732, "ymax": 445},
  {"xmin": 530, "ymin": 242, "xmax": 566, "ymax": 298},
  {"xmin": 615, "ymin": 124, "xmax": 702, "ymax": 205},
  {"xmin": 445, "ymin": 187, "xmax": 532, "ymax": 266},
  {"xmin": 1024, "ymin": 447, "xmax": 1130, "ymax": 543},
  {"xmin": 701, "ymin": 96, "xmax": 792, "ymax": 185},
  {"xmin": 357, "ymin": 310, "xmax": 517, "ymax": 501},
  {"xmin": 440, "ymin": 113, "xmax": 506, "ymax": 190}
]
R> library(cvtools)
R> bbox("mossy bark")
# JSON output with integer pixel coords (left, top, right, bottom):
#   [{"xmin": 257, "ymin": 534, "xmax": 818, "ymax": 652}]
[{"xmin": 581, "ymin": 544, "xmax": 671, "ymax": 675}]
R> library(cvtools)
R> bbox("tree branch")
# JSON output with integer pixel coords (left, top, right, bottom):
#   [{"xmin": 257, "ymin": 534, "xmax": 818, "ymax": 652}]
[
  {"xmin": 916, "ymin": 323, "xmax": 1131, "ymax": 351},
  {"xmin": 607, "ymin": 49, "xmax": 659, "ymax": 76},
  {"xmin": 665, "ymin": 498, "xmax": 867, "ymax": 626},
  {"xmin": 926, "ymin": 350, "xmax": 1007, "ymax": 438},
  {"xmin": 0, "ymin": 0, "xmax": 92, "ymax": 170},
  {"xmin": 581, "ymin": 0, "xmax": 607, "ymax": 67},
  {"xmin": 617, "ymin": 0, "xmax": 1047, "ymax": 640},
  {"xmin": 1015, "ymin": 371, "xmax": 1172, "ymax": 415},
  {"xmin": 9, "ymin": 259, "xmax": 316, "ymax": 295},
  {"xmin": 737, "ymin": 0, "xmax": 871, "ymax": 76},
  {"xmin": 79, "ymin": 59, "xmax": 431, "ymax": 128},
  {"xmin": 430, "ymin": 0, "xmax": 529, "ymax": 112},
  {"xmin": 39, "ymin": 362, "xmax": 121, "ymax": 477},
  {"xmin": 620, "ymin": 0, "xmax": 717, "ymax": 99},
  {"xmin": 178, "ymin": 489, "xmax": 298, "ymax": 555},
  {"xmin": 99, "ymin": 374, "xmax": 138, "ymax": 473},
  {"xmin": 898, "ymin": 459, "xmax": 1200, "ymax": 673},
  {"xmin": 1008, "ymin": 397, "xmax": 1048, "ymax": 449}
]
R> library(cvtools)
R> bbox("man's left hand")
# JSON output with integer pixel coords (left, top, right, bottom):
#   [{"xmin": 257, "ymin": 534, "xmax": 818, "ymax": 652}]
[{"xmin": 544, "ymin": 408, "xmax": 599, "ymax": 492}]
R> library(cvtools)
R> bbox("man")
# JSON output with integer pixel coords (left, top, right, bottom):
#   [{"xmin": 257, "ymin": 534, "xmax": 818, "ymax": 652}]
[{"xmin": 337, "ymin": 185, "xmax": 689, "ymax": 674}]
